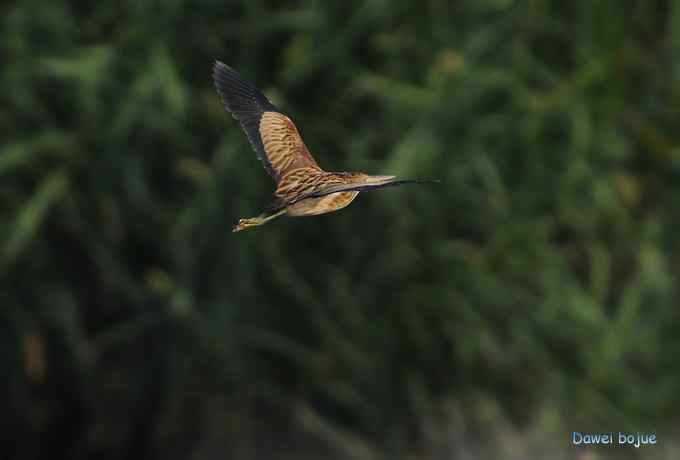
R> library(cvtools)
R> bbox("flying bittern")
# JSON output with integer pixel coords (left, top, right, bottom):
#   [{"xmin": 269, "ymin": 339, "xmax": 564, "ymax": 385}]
[{"xmin": 212, "ymin": 61, "xmax": 436, "ymax": 232}]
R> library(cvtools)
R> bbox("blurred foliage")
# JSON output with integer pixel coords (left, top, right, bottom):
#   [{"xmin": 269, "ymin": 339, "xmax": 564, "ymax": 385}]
[{"xmin": 2, "ymin": 0, "xmax": 680, "ymax": 459}]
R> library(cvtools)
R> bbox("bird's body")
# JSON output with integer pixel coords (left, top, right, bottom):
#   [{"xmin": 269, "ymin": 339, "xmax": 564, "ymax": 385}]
[
  {"xmin": 212, "ymin": 61, "xmax": 435, "ymax": 232},
  {"xmin": 275, "ymin": 168, "xmax": 361, "ymax": 216}
]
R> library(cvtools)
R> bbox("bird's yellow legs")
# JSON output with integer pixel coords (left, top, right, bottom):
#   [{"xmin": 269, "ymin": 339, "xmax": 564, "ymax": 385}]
[{"xmin": 232, "ymin": 208, "xmax": 287, "ymax": 233}]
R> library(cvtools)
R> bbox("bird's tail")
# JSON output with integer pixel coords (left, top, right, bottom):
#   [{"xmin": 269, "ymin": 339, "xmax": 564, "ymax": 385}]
[{"xmin": 289, "ymin": 177, "xmax": 439, "ymax": 204}]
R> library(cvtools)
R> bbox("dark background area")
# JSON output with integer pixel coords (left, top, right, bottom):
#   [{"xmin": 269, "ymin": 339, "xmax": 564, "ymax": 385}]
[{"xmin": 2, "ymin": 0, "xmax": 680, "ymax": 459}]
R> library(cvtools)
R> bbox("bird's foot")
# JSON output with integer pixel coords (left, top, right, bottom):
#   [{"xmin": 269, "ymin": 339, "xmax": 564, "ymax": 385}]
[{"xmin": 232, "ymin": 217, "xmax": 263, "ymax": 233}]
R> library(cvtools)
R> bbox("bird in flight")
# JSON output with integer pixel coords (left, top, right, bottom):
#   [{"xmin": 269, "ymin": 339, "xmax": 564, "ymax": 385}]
[{"xmin": 212, "ymin": 61, "xmax": 437, "ymax": 232}]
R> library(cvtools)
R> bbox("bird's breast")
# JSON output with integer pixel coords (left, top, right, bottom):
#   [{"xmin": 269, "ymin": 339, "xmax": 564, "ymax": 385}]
[{"xmin": 286, "ymin": 191, "xmax": 359, "ymax": 217}]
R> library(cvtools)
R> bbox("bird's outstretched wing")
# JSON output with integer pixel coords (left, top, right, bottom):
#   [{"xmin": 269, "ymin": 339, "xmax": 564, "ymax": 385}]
[
  {"xmin": 287, "ymin": 179, "xmax": 439, "ymax": 207},
  {"xmin": 212, "ymin": 61, "xmax": 320, "ymax": 182}
]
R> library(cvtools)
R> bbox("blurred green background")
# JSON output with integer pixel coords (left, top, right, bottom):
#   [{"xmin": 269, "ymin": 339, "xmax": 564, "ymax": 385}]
[{"xmin": 2, "ymin": 0, "xmax": 680, "ymax": 459}]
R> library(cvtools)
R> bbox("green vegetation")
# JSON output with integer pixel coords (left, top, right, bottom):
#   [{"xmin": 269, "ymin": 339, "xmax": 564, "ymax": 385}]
[{"xmin": 2, "ymin": 1, "xmax": 679, "ymax": 458}]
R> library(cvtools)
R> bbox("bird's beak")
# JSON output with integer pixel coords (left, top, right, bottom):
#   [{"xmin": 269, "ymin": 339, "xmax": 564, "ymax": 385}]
[{"xmin": 364, "ymin": 175, "xmax": 396, "ymax": 185}]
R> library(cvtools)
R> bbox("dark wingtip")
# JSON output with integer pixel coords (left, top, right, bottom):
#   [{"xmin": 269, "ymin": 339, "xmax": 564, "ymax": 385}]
[{"xmin": 212, "ymin": 60, "xmax": 228, "ymax": 80}]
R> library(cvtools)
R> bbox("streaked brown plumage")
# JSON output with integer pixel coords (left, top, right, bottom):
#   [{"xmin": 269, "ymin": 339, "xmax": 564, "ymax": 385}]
[{"xmin": 212, "ymin": 61, "xmax": 436, "ymax": 232}]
